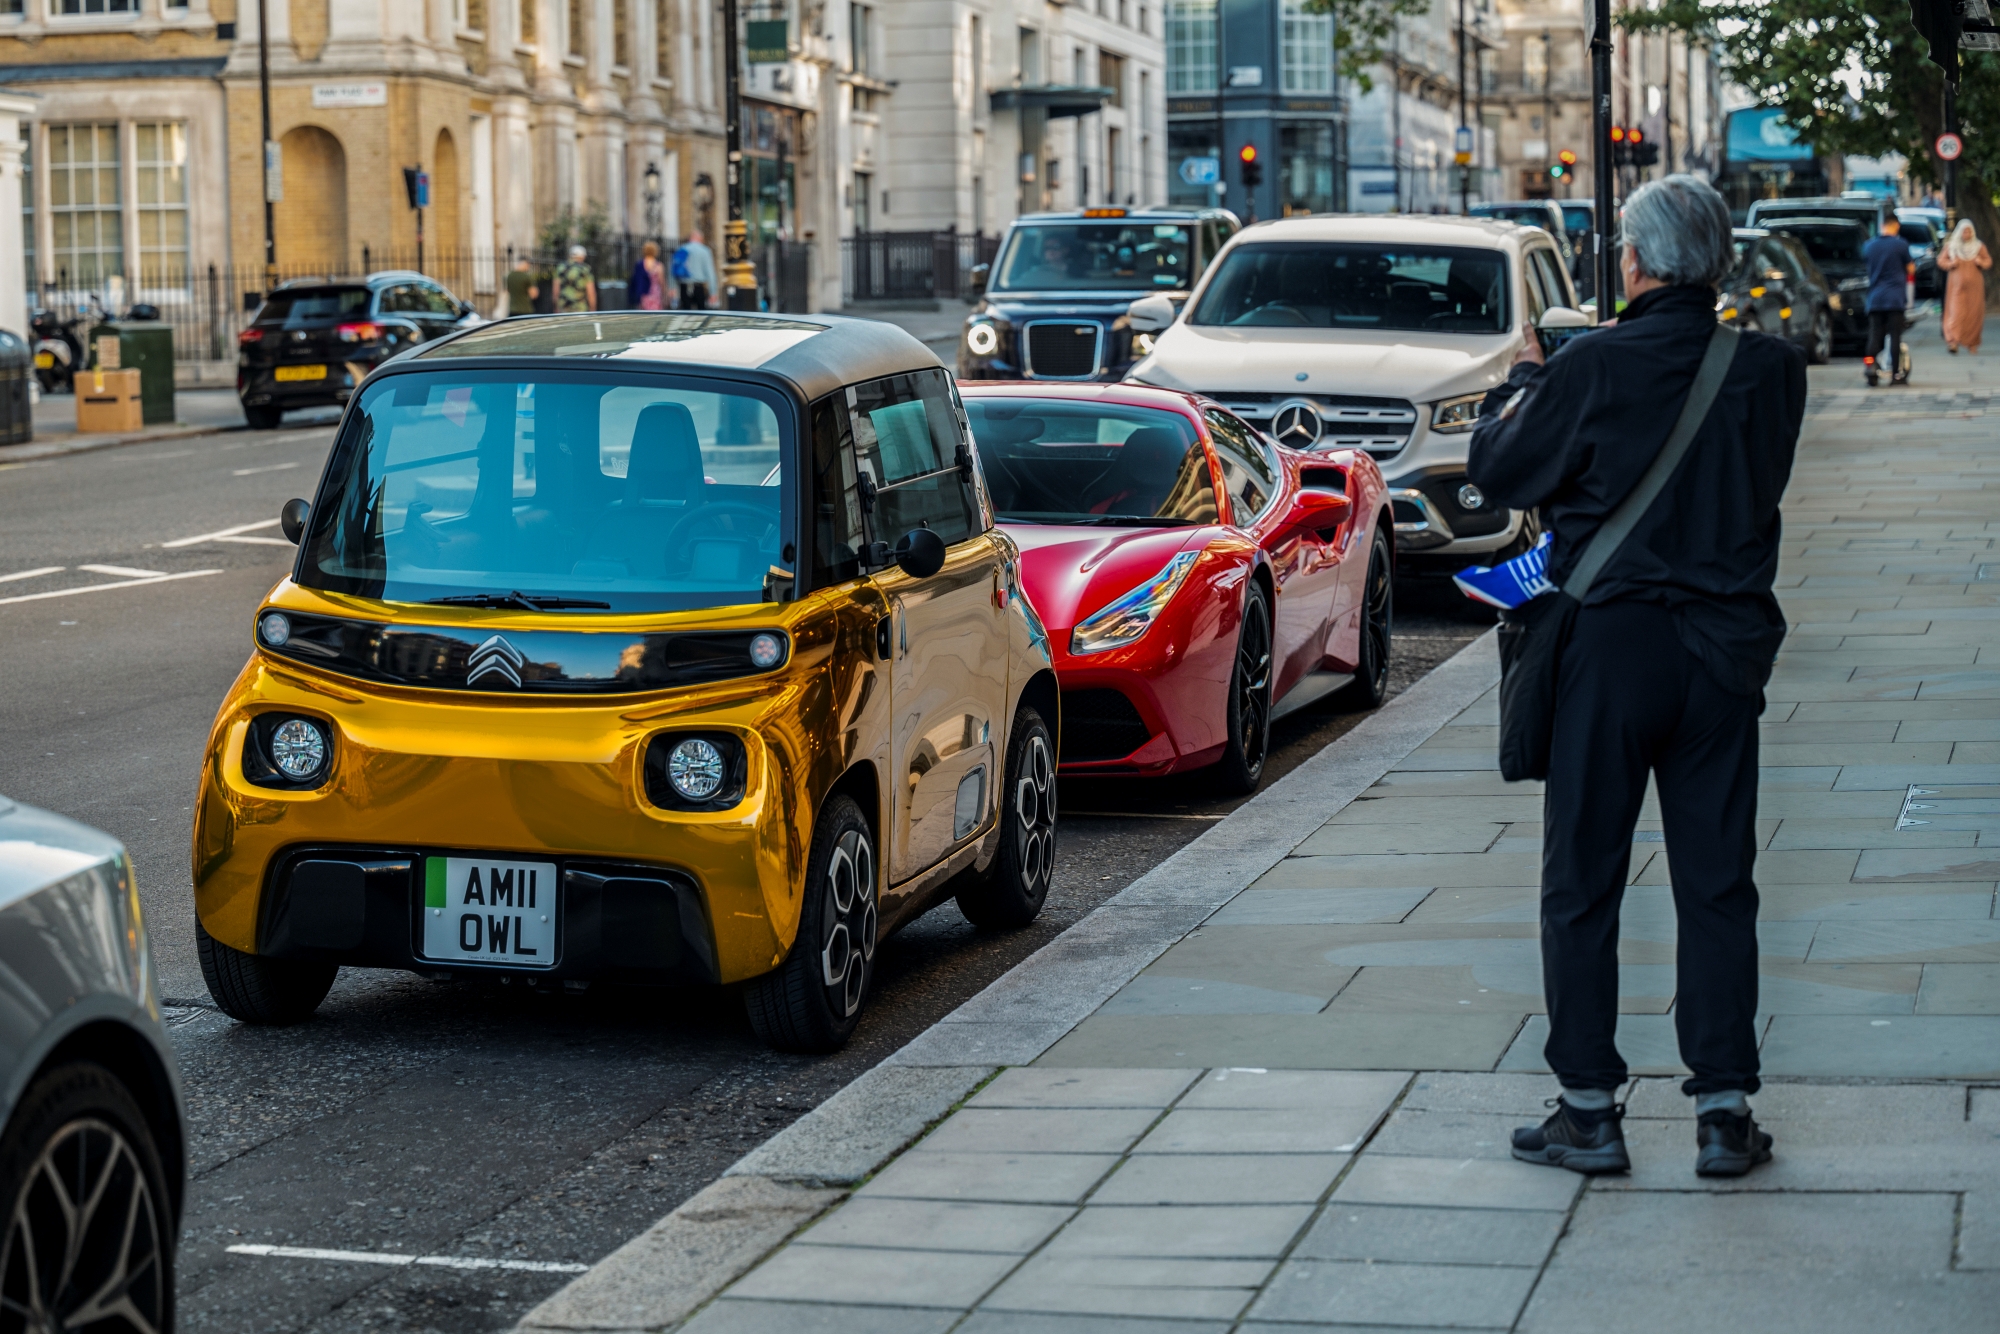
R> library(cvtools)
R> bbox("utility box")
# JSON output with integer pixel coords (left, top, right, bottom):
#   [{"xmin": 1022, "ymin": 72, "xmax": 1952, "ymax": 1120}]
[
  {"xmin": 77, "ymin": 368, "xmax": 143, "ymax": 434},
  {"xmin": 89, "ymin": 320, "xmax": 176, "ymax": 425},
  {"xmin": 0, "ymin": 328, "xmax": 30, "ymax": 445}
]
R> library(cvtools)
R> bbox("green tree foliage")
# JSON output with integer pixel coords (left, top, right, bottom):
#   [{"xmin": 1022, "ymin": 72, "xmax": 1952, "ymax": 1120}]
[
  {"xmin": 1626, "ymin": 0, "xmax": 2000, "ymax": 297},
  {"xmin": 1301, "ymin": 0, "xmax": 1435, "ymax": 92}
]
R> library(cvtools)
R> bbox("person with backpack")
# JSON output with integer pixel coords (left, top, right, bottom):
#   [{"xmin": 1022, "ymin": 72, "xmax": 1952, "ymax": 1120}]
[
  {"xmin": 1466, "ymin": 175, "xmax": 1807, "ymax": 1180},
  {"xmin": 674, "ymin": 231, "xmax": 716, "ymax": 310},
  {"xmin": 631, "ymin": 241, "xmax": 667, "ymax": 311}
]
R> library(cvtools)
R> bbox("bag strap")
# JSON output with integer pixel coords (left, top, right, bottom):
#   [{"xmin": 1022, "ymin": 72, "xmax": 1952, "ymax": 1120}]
[{"xmin": 1562, "ymin": 323, "xmax": 1740, "ymax": 599}]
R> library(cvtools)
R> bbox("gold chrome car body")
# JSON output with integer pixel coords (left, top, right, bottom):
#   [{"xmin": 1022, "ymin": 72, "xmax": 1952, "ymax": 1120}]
[{"xmin": 191, "ymin": 312, "xmax": 1056, "ymax": 1018}]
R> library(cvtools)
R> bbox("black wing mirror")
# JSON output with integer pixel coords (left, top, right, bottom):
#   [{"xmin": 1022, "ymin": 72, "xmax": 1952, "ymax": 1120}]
[
  {"xmin": 280, "ymin": 498, "xmax": 311, "ymax": 544},
  {"xmin": 890, "ymin": 528, "xmax": 947, "ymax": 579},
  {"xmin": 969, "ymin": 263, "xmax": 990, "ymax": 295}
]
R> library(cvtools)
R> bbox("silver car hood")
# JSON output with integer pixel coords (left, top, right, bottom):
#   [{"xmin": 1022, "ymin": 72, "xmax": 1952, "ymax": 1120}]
[
  {"xmin": 0, "ymin": 796, "xmax": 124, "ymax": 907},
  {"xmin": 1132, "ymin": 322, "xmax": 1520, "ymax": 404}
]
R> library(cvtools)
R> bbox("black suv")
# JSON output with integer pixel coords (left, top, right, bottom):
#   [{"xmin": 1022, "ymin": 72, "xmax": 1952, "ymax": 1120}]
[
  {"xmin": 958, "ymin": 206, "xmax": 1238, "ymax": 382},
  {"xmin": 237, "ymin": 272, "xmax": 480, "ymax": 428}
]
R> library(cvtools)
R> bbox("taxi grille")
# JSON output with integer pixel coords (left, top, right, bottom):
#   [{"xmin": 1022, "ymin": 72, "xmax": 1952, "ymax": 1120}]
[
  {"xmin": 1026, "ymin": 323, "xmax": 1101, "ymax": 379},
  {"xmin": 1060, "ymin": 688, "xmax": 1152, "ymax": 763}
]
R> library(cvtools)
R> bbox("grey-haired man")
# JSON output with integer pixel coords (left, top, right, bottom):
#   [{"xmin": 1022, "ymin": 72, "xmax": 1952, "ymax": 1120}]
[{"xmin": 1467, "ymin": 175, "xmax": 1808, "ymax": 1178}]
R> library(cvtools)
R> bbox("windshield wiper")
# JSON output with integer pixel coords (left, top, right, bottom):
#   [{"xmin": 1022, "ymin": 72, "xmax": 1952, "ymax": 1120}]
[{"xmin": 424, "ymin": 591, "xmax": 612, "ymax": 611}]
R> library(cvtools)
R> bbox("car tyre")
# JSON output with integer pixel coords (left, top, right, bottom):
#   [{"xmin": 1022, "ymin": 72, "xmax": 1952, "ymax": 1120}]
[
  {"xmin": 956, "ymin": 706, "xmax": 1057, "ymax": 930},
  {"xmin": 745, "ymin": 795, "xmax": 879, "ymax": 1053},
  {"xmin": 1212, "ymin": 581, "xmax": 1273, "ymax": 796},
  {"xmin": 1333, "ymin": 525, "xmax": 1395, "ymax": 712},
  {"xmin": 1808, "ymin": 308, "xmax": 1833, "ymax": 365},
  {"xmin": 0, "ymin": 1062, "xmax": 174, "ymax": 1334},
  {"xmin": 243, "ymin": 403, "xmax": 283, "ymax": 430},
  {"xmin": 197, "ymin": 919, "xmax": 337, "ymax": 1025}
]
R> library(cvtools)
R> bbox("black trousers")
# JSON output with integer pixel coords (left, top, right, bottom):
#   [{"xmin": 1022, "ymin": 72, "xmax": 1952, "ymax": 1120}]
[
  {"xmin": 1865, "ymin": 308, "xmax": 1906, "ymax": 375},
  {"xmin": 1541, "ymin": 601, "xmax": 1763, "ymax": 1096}
]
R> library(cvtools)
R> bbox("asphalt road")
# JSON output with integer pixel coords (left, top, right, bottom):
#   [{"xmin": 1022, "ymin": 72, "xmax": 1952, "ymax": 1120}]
[{"xmin": 0, "ymin": 421, "xmax": 1489, "ymax": 1332}]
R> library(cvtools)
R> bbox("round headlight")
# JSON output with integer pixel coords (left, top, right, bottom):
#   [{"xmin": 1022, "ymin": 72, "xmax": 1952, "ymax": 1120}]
[
  {"xmin": 668, "ymin": 738, "xmax": 726, "ymax": 801},
  {"xmin": 966, "ymin": 322, "xmax": 999, "ymax": 357},
  {"xmin": 259, "ymin": 612, "xmax": 291, "ymax": 647},
  {"xmin": 269, "ymin": 718, "xmax": 327, "ymax": 782},
  {"xmin": 1457, "ymin": 484, "xmax": 1486, "ymax": 511},
  {"xmin": 749, "ymin": 633, "xmax": 784, "ymax": 670},
  {"xmin": 1132, "ymin": 332, "xmax": 1156, "ymax": 358}
]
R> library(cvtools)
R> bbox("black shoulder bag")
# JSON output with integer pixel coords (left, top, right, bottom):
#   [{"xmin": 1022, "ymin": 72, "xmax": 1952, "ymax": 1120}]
[{"xmin": 1495, "ymin": 323, "xmax": 1740, "ymax": 782}]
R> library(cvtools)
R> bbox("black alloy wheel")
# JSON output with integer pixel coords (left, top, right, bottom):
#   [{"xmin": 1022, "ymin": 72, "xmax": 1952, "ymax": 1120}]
[
  {"xmin": 1808, "ymin": 307, "xmax": 1833, "ymax": 365},
  {"xmin": 956, "ymin": 706, "xmax": 1057, "ymax": 929},
  {"xmin": 0, "ymin": 1064, "xmax": 173, "ymax": 1334},
  {"xmin": 1213, "ymin": 582, "xmax": 1273, "ymax": 795},
  {"xmin": 1334, "ymin": 525, "xmax": 1395, "ymax": 712},
  {"xmin": 746, "ymin": 795, "xmax": 879, "ymax": 1052}
]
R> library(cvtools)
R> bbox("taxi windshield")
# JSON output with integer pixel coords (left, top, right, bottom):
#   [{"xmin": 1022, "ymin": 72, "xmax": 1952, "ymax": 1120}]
[
  {"xmin": 1192, "ymin": 243, "xmax": 1510, "ymax": 332},
  {"xmin": 966, "ymin": 399, "xmax": 1216, "ymax": 527},
  {"xmin": 992, "ymin": 223, "xmax": 1194, "ymax": 292},
  {"xmin": 299, "ymin": 369, "xmax": 796, "ymax": 613}
]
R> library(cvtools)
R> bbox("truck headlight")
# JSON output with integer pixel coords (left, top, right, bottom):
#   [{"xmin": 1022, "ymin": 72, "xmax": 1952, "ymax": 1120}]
[
  {"xmin": 1070, "ymin": 550, "xmax": 1200, "ymax": 656},
  {"xmin": 966, "ymin": 322, "xmax": 999, "ymax": 356},
  {"xmin": 1430, "ymin": 392, "xmax": 1486, "ymax": 434}
]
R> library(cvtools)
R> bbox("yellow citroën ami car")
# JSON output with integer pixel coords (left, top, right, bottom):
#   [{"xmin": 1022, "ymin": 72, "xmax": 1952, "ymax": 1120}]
[{"xmin": 191, "ymin": 312, "xmax": 1059, "ymax": 1051}]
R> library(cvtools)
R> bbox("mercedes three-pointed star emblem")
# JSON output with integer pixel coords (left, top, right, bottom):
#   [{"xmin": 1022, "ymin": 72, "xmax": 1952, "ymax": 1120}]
[
  {"xmin": 1270, "ymin": 399, "xmax": 1325, "ymax": 449},
  {"xmin": 466, "ymin": 634, "xmax": 527, "ymax": 688}
]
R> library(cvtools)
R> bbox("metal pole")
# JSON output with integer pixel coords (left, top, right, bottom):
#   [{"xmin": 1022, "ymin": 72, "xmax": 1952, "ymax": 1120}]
[
  {"xmin": 1945, "ymin": 80, "xmax": 1959, "ymax": 231},
  {"xmin": 1215, "ymin": 0, "xmax": 1226, "ymax": 212},
  {"xmin": 1662, "ymin": 31, "xmax": 1674, "ymax": 175},
  {"xmin": 721, "ymin": 0, "xmax": 758, "ymax": 309},
  {"xmin": 258, "ymin": 0, "xmax": 276, "ymax": 290},
  {"xmin": 1592, "ymin": 0, "xmax": 1614, "ymax": 312},
  {"xmin": 1458, "ymin": 0, "xmax": 1469, "ymax": 213},
  {"xmin": 1543, "ymin": 29, "xmax": 1554, "ymax": 194}
]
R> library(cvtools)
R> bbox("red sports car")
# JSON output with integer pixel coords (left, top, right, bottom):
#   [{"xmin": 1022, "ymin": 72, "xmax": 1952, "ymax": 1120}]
[{"xmin": 962, "ymin": 381, "xmax": 1393, "ymax": 794}]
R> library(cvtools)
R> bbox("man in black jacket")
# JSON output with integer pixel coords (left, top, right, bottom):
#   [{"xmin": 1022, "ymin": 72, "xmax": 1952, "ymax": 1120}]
[{"xmin": 1468, "ymin": 175, "xmax": 1807, "ymax": 1178}]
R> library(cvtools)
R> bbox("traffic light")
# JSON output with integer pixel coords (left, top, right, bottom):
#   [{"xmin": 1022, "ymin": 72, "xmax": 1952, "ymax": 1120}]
[
  {"xmin": 1551, "ymin": 148, "xmax": 1577, "ymax": 180},
  {"xmin": 1238, "ymin": 144, "xmax": 1262, "ymax": 191}
]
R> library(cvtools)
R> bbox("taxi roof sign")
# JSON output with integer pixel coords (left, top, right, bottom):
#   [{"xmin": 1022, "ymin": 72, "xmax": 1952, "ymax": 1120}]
[{"xmin": 1081, "ymin": 207, "xmax": 1128, "ymax": 218}]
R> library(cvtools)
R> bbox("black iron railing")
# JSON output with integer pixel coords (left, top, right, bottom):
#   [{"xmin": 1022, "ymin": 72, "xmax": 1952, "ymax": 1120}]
[{"xmin": 842, "ymin": 231, "xmax": 1001, "ymax": 304}]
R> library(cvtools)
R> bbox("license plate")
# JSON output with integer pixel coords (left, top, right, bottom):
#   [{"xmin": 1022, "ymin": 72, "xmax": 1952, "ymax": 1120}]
[
  {"xmin": 33, "ymin": 352, "xmax": 52, "ymax": 369},
  {"xmin": 420, "ymin": 856, "xmax": 557, "ymax": 968},
  {"xmin": 275, "ymin": 364, "xmax": 327, "ymax": 382}
]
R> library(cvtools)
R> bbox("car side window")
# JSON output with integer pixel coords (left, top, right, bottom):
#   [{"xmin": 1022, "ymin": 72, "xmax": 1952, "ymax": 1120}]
[
  {"xmin": 1520, "ymin": 251, "xmax": 1550, "ymax": 325},
  {"xmin": 810, "ymin": 396, "xmax": 867, "ymax": 587},
  {"xmin": 1532, "ymin": 248, "xmax": 1573, "ymax": 309},
  {"xmin": 1205, "ymin": 409, "xmax": 1278, "ymax": 525},
  {"xmin": 847, "ymin": 367, "xmax": 982, "ymax": 548},
  {"xmin": 379, "ymin": 284, "xmax": 416, "ymax": 314},
  {"xmin": 420, "ymin": 284, "xmax": 459, "ymax": 315}
]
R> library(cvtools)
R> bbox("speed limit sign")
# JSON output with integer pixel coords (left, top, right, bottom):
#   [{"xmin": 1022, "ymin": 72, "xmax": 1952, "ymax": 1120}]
[{"xmin": 1937, "ymin": 132, "xmax": 1964, "ymax": 161}]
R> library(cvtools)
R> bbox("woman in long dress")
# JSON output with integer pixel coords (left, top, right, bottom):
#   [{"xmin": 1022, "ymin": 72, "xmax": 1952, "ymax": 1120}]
[{"xmin": 1939, "ymin": 220, "xmax": 1992, "ymax": 354}]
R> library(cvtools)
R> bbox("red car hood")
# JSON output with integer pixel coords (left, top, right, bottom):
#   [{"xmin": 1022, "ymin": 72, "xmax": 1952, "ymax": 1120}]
[{"xmin": 1004, "ymin": 524, "xmax": 1212, "ymax": 631}]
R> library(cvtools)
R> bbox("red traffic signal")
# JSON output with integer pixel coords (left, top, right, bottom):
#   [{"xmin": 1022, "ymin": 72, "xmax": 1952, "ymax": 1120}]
[
  {"xmin": 1239, "ymin": 143, "xmax": 1263, "ymax": 189},
  {"xmin": 1609, "ymin": 125, "xmax": 1626, "ymax": 143},
  {"xmin": 1558, "ymin": 149, "xmax": 1578, "ymax": 166},
  {"xmin": 1238, "ymin": 144, "xmax": 1258, "ymax": 163},
  {"xmin": 1628, "ymin": 127, "xmax": 1644, "ymax": 144}
]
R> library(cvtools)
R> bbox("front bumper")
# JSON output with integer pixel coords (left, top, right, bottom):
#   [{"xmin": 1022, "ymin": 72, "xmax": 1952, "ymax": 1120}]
[
  {"xmin": 193, "ymin": 657, "xmax": 800, "ymax": 987},
  {"xmin": 1385, "ymin": 465, "xmax": 1526, "ymax": 558}
]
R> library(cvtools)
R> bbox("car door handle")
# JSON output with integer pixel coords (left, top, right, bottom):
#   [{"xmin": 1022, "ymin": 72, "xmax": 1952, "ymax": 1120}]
[{"xmin": 876, "ymin": 615, "xmax": 893, "ymax": 661}]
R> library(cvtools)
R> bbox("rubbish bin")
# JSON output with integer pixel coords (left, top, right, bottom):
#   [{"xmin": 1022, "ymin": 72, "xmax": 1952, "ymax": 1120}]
[
  {"xmin": 88, "ymin": 319, "xmax": 176, "ymax": 425},
  {"xmin": 596, "ymin": 279, "xmax": 629, "ymax": 311},
  {"xmin": 0, "ymin": 327, "xmax": 30, "ymax": 445}
]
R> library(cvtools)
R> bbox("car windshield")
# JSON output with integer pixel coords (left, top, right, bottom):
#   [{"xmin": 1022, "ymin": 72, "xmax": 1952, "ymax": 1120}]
[
  {"xmin": 260, "ymin": 288, "xmax": 370, "ymax": 326},
  {"xmin": 1898, "ymin": 220, "xmax": 1935, "ymax": 247},
  {"xmin": 992, "ymin": 223, "xmax": 1194, "ymax": 292},
  {"xmin": 299, "ymin": 369, "xmax": 796, "ymax": 613},
  {"xmin": 1772, "ymin": 224, "xmax": 1867, "ymax": 269},
  {"xmin": 1191, "ymin": 243, "xmax": 1509, "ymax": 332},
  {"xmin": 1754, "ymin": 205, "xmax": 1874, "ymax": 230},
  {"xmin": 966, "ymin": 400, "xmax": 1216, "ymax": 527},
  {"xmin": 1560, "ymin": 206, "xmax": 1592, "ymax": 235}
]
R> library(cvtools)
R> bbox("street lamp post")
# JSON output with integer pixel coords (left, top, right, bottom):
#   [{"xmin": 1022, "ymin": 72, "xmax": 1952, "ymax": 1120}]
[
  {"xmin": 1591, "ymin": 0, "xmax": 1615, "ymax": 310},
  {"xmin": 258, "ymin": 0, "xmax": 276, "ymax": 293},
  {"xmin": 721, "ymin": 0, "xmax": 759, "ymax": 310},
  {"xmin": 1457, "ymin": 0, "xmax": 1469, "ymax": 214}
]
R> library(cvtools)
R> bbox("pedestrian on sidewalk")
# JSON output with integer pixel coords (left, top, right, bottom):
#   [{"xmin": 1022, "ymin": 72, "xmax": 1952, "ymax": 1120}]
[
  {"xmin": 1467, "ymin": 175, "xmax": 1807, "ymax": 1179},
  {"xmin": 1861, "ymin": 217, "xmax": 1915, "ymax": 386},
  {"xmin": 504, "ymin": 257, "xmax": 539, "ymax": 319},
  {"xmin": 632, "ymin": 241, "xmax": 668, "ymax": 311},
  {"xmin": 1939, "ymin": 220, "xmax": 1991, "ymax": 355},
  {"xmin": 556, "ymin": 245, "xmax": 597, "ymax": 313},
  {"xmin": 675, "ymin": 232, "xmax": 717, "ymax": 310}
]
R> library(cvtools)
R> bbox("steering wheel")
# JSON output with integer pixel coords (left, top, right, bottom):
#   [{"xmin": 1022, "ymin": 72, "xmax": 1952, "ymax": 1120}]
[{"xmin": 662, "ymin": 501, "xmax": 777, "ymax": 573}]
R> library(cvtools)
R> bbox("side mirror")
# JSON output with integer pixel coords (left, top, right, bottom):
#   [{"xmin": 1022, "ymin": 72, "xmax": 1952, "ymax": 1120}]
[
  {"xmin": 969, "ymin": 263, "xmax": 990, "ymax": 295},
  {"xmin": 280, "ymin": 497, "xmax": 310, "ymax": 545},
  {"xmin": 1538, "ymin": 306, "xmax": 1591, "ymax": 330},
  {"xmin": 892, "ymin": 527, "xmax": 947, "ymax": 580},
  {"xmin": 1126, "ymin": 293, "xmax": 1176, "ymax": 333},
  {"xmin": 1285, "ymin": 488, "xmax": 1351, "ymax": 540}
]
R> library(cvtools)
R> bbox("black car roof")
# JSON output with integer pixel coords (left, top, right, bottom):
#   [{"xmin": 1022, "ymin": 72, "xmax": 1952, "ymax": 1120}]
[{"xmin": 406, "ymin": 311, "xmax": 940, "ymax": 402}]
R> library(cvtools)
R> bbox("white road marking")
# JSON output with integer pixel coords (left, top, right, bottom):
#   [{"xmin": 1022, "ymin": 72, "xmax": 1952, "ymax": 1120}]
[
  {"xmin": 79, "ymin": 564, "xmax": 168, "ymax": 578},
  {"xmin": 231, "ymin": 461, "xmax": 302, "ymax": 476},
  {"xmin": 0, "ymin": 567, "xmax": 63, "ymax": 584},
  {"xmin": 0, "ymin": 569, "xmax": 223, "ymax": 607},
  {"xmin": 163, "ymin": 518, "xmax": 283, "ymax": 548},
  {"xmin": 225, "ymin": 1244, "xmax": 588, "ymax": 1274}
]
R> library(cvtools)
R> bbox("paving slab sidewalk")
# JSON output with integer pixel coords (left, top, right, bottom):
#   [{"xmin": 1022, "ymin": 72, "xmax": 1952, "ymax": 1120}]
[{"xmin": 523, "ymin": 318, "xmax": 2000, "ymax": 1332}]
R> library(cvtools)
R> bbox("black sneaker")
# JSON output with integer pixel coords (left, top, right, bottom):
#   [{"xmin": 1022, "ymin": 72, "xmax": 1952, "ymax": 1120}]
[
  {"xmin": 1511, "ymin": 1098, "xmax": 1630, "ymax": 1175},
  {"xmin": 1695, "ymin": 1110, "xmax": 1773, "ymax": 1178}
]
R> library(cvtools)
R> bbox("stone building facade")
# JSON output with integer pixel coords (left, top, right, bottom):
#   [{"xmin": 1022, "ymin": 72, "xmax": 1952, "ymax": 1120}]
[{"xmin": 0, "ymin": 0, "xmax": 724, "ymax": 321}]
